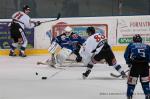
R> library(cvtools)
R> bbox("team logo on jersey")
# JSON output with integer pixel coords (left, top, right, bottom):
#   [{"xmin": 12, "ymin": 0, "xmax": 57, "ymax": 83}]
[
  {"xmin": 61, "ymin": 35, "xmax": 66, "ymax": 40},
  {"xmin": 72, "ymin": 34, "xmax": 78, "ymax": 39}
]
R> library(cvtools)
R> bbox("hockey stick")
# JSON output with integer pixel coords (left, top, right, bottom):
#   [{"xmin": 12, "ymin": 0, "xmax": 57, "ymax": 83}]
[
  {"xmin": 110, "ymin": 69, "xmax": 130, "ymax": 78},
  {"xmin": 41, "ymin": 13, "xmax": 61, "ymax": 23},
  {"xmin": 37, "ymin": 59, "xmax": 74, "ymax": 65},
  {"xmin": 37, "ymin": 61, "xmax": 65, "ymax": 69}
]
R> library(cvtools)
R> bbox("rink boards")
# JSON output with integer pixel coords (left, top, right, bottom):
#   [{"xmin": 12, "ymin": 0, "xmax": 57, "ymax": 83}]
[{"xmin": 0, "ymin": 46, "xmax": 127, "ymax": 55}]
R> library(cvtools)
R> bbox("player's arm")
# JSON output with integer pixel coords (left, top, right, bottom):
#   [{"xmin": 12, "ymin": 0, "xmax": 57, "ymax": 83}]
[
  {"xmin": 124, "ymin": 43, "xmax": 132, "ymax": 65},
  {"xmin": 23, "ymin": 17, "xmax": 35, "ymax": 28},
  {"xmin": 54, "ymin": 35, "xmax": 63, "ymax": 47},
  {"xmin": 148, "ymin": 45, "xmax": 150, "ymax": 63},
  {"xmin": 24, "ymin": 17, "xmax": 41, "ymax": 28}
]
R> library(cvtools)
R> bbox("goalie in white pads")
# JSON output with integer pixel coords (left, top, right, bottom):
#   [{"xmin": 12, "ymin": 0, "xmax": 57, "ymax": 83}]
[
  {"xmin": 47, "ymin": 26, "xmax": 85, "ymax": 68},
  {"xmin": 80, "ymin": 26, "xmax": 127, "ymax": 79}
]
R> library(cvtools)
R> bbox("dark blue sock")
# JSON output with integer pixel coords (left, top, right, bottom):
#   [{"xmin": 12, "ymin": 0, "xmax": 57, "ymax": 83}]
[
  {"xmin": 127, "ymin": 84, "xmax": 136, "ymax": 97},
  {"xmin": 141, "ymin": 82, "xmax": 150, "ymax": 95}
]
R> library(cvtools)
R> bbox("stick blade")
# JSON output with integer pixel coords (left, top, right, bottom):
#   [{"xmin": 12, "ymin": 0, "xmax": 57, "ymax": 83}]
[{"xmin": 110, "ymin": 73, "xmax": 121, "ymax": 78}]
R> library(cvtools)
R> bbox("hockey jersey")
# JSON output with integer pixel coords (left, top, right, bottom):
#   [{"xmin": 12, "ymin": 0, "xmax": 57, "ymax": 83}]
[
  {"xmin": 79, "ymin": 33, "xmax": 107, "ymax": 65},
  {"xmin": 54, "ymin": 32, "xmax": 85, "ymax": 52},
  {"xmin": 124, "ymin": 42, "xmax": 150, "ymax": 64},
  {"xmin": 12, "ymin": 11, "xmax": 35, "ymax": 29}
]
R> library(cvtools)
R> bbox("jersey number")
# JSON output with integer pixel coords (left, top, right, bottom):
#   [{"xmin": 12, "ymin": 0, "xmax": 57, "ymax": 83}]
[
  {"xmin": 14, "ymin": 12, "xmax": 23, "ymax": 19},
  {"xmin": 94, "ymin": 35, "xmax": 105, "ymax": 42},
  {"xmin": 138, "ymin": 49, "xmax": 145, "ymax": 58}
]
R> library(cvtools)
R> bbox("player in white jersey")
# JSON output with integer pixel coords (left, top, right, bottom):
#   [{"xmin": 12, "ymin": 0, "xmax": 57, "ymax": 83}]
[
  {"xmin": 80, "ymin": 26, "xmax": 127, "ymax": 79},
  {"xmin": 9, "ymin": 5, "xmax": 41, "ymax": 57}
]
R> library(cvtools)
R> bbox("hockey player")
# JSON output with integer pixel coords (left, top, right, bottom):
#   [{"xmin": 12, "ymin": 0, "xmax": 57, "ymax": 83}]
[
  {"xmin": 80, "ymin": 26, "xmax": 127, "ymax": 79},
  {"xmin": 9, "ymin": 5, "xmax": 41, "ymax": 57},
  {"xmin": 124, "ymin": 34, "xmax": 150, "ymax": 99},
  {"xmin": 47, "ymin": 26, "xmax": 85, "ymax": 67}
]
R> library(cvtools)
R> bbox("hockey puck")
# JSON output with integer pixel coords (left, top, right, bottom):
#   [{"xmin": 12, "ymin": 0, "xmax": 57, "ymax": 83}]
[
  {"xmin": 41, "ymin": 77, "xmax": 47, "ymax": 80},
  {"xmin": 35, "ymin": 72, "xmax": 38, "ymax": 75}
]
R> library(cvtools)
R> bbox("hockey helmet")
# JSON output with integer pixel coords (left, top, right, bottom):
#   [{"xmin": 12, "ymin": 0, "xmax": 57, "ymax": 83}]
[
  {"xmin": 64, "ymin": 26, "xmax": 72, "ymax": 36},
  {"xmin": 23, "ymin": 5, "xmax": 31, "ymax": 12},
  {"xmin": 133, "ymin": 34, "xmax": 142, "ymax": 43},
  {"xmin": 64, "ymin": 26, "xmax": 72, "ymax": 32},
  {"xmin": 86, "ymin": 26, "xmax": 95, "ymax": 36}
]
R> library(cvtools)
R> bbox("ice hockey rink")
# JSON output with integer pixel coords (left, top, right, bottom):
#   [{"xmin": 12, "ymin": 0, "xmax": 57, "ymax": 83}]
[{"xmin": 0, "ymin": 52, "xmax": 145, "ymax": 99}]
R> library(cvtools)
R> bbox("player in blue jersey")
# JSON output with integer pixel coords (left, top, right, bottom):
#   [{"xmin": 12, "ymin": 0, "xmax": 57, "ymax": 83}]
[
  {"xmin": 124, "ymin": 34, "xmax": 150, "ymax": 99},
  {"xmin": 54, "ymin": 26, "xmax": 85, "ymax": 62},
  {"xmin": 46, "ymin": 26, "xmax": 85, "ymax": 67}
]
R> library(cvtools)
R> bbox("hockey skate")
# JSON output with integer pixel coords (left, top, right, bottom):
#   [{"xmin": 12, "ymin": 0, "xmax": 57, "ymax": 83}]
[
  {"xmin": 82, "ymin": 70, "xmax": 91, "ymax": 79},
  {"xmin": 19, "ymin": 51, "xmax": 27, "ymax": 57},
  {"xmin": 9, "ymin": 50, "xmax": 16, "ymax": 56},
  {"xmin": 127, "ymin": 96, "xmax": 132, "ymax": 99},
  {"xmin": 146, "ymin": 95, "xmax": 150, "ymax": 99}
]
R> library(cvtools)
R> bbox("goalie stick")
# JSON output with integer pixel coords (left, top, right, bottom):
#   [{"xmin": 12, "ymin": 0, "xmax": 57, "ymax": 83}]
[
  {"xmin": 37, "ymin": 58, "xmax": 75, "ymax": 65},
  {"xmin": 36, "ymin": 58, "xmax": 76, "ymax": 69},
  {"xmin": 40, "ymin": 13, "xmax": 61, "ymax": 23},
  {"xmin": 37, "ymin": 61, "xmax": 65, "ymax": 70},
  {"xmin": 110, "ymin": 69, "xmax": 129, "ymax": 78}
]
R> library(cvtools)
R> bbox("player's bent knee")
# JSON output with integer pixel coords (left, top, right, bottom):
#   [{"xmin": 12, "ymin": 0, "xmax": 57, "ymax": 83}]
[
  {"xmin": 140, "ymin": 76, "xmax": 149, "ymax": 83},
  {"xmin": 127, "ymin": 76, "xmax": 138, "ymax": 85}
]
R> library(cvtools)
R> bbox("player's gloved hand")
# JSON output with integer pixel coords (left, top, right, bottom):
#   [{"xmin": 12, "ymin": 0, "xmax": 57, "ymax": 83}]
[
  {"xmin": 34, "ymin": 21, "xmax": 41, "ymax": 27},
  {"xmin": 128, "ymin": 64, "xmax": 132, "ymax": 68},
  {"xmin": 76, "ymin": 55, "xmax": 82, "ymax": 62}
]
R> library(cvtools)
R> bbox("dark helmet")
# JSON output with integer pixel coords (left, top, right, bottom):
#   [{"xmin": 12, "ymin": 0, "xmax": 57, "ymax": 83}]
[
  {"xmin": 22, "ymin": 5, "xmax": 31, "ymax": 12},
  {"xmin": 133, "ymin": 34, "xmax": 142, "ymax": 43},
  {"xmin": 86, "ymin": 26, "xmax": 95, "ymax": 36}
]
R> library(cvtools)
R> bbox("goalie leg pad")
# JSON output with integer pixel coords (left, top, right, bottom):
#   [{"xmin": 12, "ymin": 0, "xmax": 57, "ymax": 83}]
[
  {"xmin": 48, "ymin": 42, "xmax": 62, "ymax": 55},
  {"xmin": 55, "ymin": 48, "xmax": 72, "ymax": 65}
]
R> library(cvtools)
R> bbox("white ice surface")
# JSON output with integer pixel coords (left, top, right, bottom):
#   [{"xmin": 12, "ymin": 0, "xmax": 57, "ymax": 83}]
[{"xmin": 0, "ymin": 52, "xmax": 145, "ymax": 99}]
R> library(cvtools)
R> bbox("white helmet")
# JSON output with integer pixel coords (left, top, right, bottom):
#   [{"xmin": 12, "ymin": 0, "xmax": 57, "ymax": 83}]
[{"xmin": 64, "ymin": 26, "xmax": 72, "ymax": 32}]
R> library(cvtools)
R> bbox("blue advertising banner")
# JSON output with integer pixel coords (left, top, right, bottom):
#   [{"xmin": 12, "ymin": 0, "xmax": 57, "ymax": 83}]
[{"xmin": 0, "ymin": 22, "xmax": 34, "ymax": 49}]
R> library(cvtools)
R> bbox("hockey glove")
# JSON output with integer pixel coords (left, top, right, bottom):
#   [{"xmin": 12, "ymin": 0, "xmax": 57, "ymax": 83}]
[
  {"xmin": 34, "ymin": 21, "xmax": 41, "ymax": 27},
  {"xmin": 76, "ymin": 56, "xmax": 82, "ymax": 62},
  {"xmin": 128, "ymin": 64, "xmax": 132, "ymax": 68}
]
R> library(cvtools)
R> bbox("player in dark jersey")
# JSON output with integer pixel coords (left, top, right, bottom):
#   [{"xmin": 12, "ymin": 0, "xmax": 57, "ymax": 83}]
[
  {"xmin": 124, "ymin": 34, "xmax": 150, "ymax": 99},
  {"xmin": 54, "ymin": 26, "xmax": 85, "ymax": 62},
  {"xmin": 46, "ymin": 26, "xmax": 85, "ymax": 68}
]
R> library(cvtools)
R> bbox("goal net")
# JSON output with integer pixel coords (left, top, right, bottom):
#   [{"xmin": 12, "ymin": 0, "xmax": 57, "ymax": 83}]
[{"xmin": 51, "ymin": 23, "xmax": 108, "ymax": 64}]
